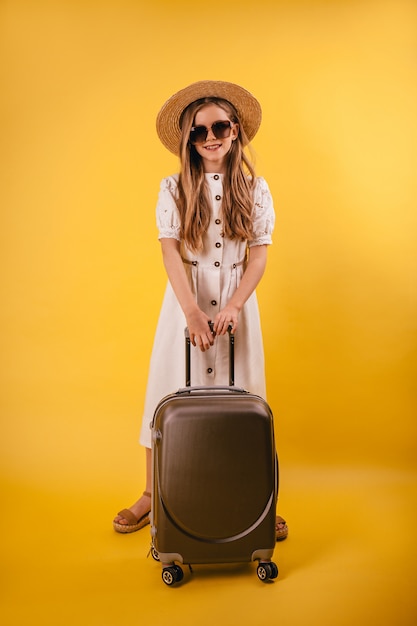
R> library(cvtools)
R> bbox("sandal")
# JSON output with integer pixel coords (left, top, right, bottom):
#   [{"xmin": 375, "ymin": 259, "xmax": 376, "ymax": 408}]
[
  {"xmin": 113, "ymin": 491, "xmax": 151, "ymax": 534},
  {"xmin": 276, "ymin": 515, "xmax": 288, "ymax": 541}
]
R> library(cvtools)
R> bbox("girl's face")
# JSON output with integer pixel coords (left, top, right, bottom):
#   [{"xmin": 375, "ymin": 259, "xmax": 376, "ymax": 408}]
[{"xmin": 191, "ymin": 104, "xmax": 239, "ymax": 173}]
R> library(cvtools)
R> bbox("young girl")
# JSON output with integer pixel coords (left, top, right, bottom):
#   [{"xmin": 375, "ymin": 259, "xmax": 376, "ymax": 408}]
[{"xmin": 113, "ymin": 80, "xmax": 288, "ymax": 541}]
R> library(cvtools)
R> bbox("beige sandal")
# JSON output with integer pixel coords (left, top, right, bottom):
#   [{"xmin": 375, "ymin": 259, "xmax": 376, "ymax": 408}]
[
  {"xmin": 113, "ymin": 491, "xmax": 151, "ymax": 534},
  {"xmin": 276, "ymin": 515, "xmax": 288, "ymax": 541}
]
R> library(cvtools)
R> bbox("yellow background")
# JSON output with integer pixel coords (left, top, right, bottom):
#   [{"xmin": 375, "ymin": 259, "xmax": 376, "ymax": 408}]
[{"xmin": 1, "ymin": 0, "xmax": 416, "ymax": 624}]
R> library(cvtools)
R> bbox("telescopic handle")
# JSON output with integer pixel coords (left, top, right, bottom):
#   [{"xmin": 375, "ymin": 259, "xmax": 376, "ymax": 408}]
[{"xmin": 184, "ymin": 323, "xmax": 234, "ymax": 387}]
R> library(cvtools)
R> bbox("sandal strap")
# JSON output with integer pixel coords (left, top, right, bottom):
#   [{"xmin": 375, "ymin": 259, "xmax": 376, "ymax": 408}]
[
  {"xmin": 117, "ymin": 508, "xmax": 140, "ymax": 525},
  {"xmin": 117, "ymin": 493, "xmax": 151, "ymax": 525}
]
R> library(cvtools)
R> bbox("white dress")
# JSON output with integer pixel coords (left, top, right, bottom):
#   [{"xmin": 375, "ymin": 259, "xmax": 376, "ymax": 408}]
[{"xmin": 139, "ymin": 173, "xmax": 275, "ymax": 447}]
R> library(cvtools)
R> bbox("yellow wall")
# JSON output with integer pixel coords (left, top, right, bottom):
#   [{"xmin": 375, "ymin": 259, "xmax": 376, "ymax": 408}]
[{"xmin": 1, "ymin": 0, "xmax": 416, "ymax": 499}]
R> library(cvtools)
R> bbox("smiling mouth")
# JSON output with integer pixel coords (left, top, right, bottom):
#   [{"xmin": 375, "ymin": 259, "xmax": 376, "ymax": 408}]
[{"xmin": 204, "ymin": 143, "xmax": 222, "ymax": 151}]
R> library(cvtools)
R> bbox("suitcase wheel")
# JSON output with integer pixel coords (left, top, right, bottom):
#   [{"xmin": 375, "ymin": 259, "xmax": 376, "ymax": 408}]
[
  {"xmin": 257, "ymin": 561, "xmax": 279, "ymax": 582},
  {"xmin": 150, "ymin": 545, "xmax": 160, "ymax": 561},
  {"xmin": 162, "ymin": 565, "xmax": 184, "ymax": 586}
]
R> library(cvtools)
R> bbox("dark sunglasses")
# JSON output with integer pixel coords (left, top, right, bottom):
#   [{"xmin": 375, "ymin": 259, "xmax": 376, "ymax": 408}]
[{"xmin": 189, "ymin": 120, "xmax": 234, "ymax": 145}]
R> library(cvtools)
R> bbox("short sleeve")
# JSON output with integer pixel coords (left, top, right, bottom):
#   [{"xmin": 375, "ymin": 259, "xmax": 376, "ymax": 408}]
[
  {"xmin": 156, "ymin": 176, "xmax": 181, "ymax": 241},
  {"xmin": 249, "ymin": 177, "xmax": 275, "ymax": 247}
]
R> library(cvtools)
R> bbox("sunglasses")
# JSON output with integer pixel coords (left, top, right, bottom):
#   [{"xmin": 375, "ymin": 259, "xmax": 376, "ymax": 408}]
[{"xmin": 189, "ymin": 120, "xmax": 234, "ymax": 145}]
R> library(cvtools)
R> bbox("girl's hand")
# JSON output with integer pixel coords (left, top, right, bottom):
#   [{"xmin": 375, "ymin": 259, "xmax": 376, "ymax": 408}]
[
  {"xmin": 213, "ymin": 305, "xmax": 240, "ymax": 336},
  {"xmin": 186, "ymin": 309, "xmax": 215, "ymax": 352}
]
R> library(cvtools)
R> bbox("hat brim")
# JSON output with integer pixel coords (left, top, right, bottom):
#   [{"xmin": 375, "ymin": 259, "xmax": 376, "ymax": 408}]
[{"xmin": 156, "ymin": 80, "xmax": 262, "ymax": 155}]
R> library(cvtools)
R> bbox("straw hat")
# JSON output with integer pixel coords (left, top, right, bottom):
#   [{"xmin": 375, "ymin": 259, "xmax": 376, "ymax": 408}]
[{"xmin": 156, "ymin": 80, "xmax": 262, "ymax": 155}]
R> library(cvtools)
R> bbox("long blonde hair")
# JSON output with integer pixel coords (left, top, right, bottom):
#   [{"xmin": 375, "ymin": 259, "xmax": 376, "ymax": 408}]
[{"xmin": 177, "ymin": 97, "xmax": 256, "ymax": 252}]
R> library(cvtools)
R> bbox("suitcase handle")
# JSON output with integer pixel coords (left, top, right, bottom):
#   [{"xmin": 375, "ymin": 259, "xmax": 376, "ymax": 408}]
[
  {"xmin": 176, "ymin": 385, "xmax": 247, "ymax": 396},
  {"xmin": 184, "ymin": 323, "xmax": 234, "ymax": 387}
]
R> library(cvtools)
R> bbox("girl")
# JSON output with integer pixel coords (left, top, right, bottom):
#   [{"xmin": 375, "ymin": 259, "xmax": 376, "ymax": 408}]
[{"xmin": 113, "ymin": 80, "xmax": 288, "ymax": 541}]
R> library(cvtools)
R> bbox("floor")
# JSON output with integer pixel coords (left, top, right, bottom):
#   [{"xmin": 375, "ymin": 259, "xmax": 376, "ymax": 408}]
[{"xmin": 2, "ymin": 465, "xmax": 416, "ymax": 626}]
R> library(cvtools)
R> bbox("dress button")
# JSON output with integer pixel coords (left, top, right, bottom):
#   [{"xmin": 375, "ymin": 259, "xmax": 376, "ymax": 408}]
[
  {"xmin": 215, "ymin": 219, "xmax": 221, "ymax": 225},
  {"xmin": 214, "ymin": 261, "xmax": 220, "ymax": 267},
  {"xmin": 215, "ymin": 242, "xmax": 221, "ymax": 248},
  {"xmin": 213, "ymin": 174, "xmax": 220, "ymax": 180},
  {"xmin": 211, "ymin": 300, "xmax": 217, "ymax": 306},
  {"xmin": 215, "ymin": 195, "xmax": 221, "ymax": 201},
  {"xmin": 207, "ymin": 368, "xmax": 213, "ymax": 374}
]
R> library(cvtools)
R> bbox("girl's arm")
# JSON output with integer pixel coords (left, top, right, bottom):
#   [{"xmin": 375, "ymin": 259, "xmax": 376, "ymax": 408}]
[
  {"xmin": 213, "ymin": 244, "xmax": 268, "ymax": 335},
  {"xmin": 160, "ymin": 238, "xmax": 215, "ymax": 351}
]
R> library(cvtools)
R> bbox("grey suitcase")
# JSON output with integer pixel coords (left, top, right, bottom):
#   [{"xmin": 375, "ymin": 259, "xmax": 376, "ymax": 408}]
[{"xmin": 150, "ymin": 327, "xmax": 278, "ymax": 585}]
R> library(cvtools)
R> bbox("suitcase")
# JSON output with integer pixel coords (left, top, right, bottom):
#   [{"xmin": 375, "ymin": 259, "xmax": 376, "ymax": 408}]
[{"xmin": 150, "ymin": 326, "xmax": 279, "ymax": 585}]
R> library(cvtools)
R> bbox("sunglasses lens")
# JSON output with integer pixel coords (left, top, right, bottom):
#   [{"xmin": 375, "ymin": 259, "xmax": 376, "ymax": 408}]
[
  {"xmin": 212, "ymin": 121, "xmax": 232, "ymax": 139},
  {"xmin": 189, "ymin": 126, "xmax": 208, "ymax": 144},
  {"xmin": 189, "ymin": 121, "xmax": 233, "ymax": 144}
]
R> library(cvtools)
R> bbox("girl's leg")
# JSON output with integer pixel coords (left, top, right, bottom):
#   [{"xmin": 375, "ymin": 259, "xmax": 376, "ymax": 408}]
[{"xmin": 113, "ymin": 447, "xmax": 152, "ymax": 529}]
